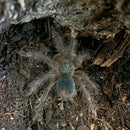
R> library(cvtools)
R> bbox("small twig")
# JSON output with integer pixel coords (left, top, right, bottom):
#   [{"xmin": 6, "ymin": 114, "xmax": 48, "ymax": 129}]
[
  {"xmin": 47, "ymin": 17, "xmax": 51, "ymax": 40},
  {"xmin": 0, "ymin": 111, "xmax": 26, "ymax": 118},
  {"xmin": 29, "ymin": 98, "xmax": 33, "ymax": 111},
  {"xmin": 118, "ymin": 104, "xmax": 125, "ymax": 128}
]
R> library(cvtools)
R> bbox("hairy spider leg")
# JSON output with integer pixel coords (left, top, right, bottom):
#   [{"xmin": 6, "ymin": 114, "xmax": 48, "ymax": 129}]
[
  {"xmin": 73, "ymin": 70, "xmax": 98, "ymax": 116},
  {"xmin": 27, "ymin": 71, "xmax": 56, "ymax": 96},
  {"xmin": 33, "ymin": 78, "xmax": 57, "ymax": 121}
]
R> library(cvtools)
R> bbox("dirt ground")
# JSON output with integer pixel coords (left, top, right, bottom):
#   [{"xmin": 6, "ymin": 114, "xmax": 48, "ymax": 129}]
[{"xmin": 0, "ymin": 18, "xmax": 129, "ymax": 130}]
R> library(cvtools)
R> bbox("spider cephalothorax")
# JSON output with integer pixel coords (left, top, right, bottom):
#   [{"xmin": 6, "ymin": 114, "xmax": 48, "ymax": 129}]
[
  {"xmin": 59, "ymin": 62, "xmax": 73, "ymax": 74},
  {"xmin": 18, "ymin": 27, "xmax": 99, "ymax": 121}
]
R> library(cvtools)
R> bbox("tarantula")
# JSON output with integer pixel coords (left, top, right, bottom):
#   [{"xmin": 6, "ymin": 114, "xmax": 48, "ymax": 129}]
[{"xmin": 18, "ymin": 27, "xmax": 99, "ymax": 121}]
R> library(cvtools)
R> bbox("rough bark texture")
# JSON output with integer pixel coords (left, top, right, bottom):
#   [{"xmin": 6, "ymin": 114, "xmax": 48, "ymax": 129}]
[{"xmin": 0, "ymin": 0, "xmax": 129, "ymax": 39}]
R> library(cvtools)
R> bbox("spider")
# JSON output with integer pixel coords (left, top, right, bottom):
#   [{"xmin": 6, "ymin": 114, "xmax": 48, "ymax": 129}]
[{"xmin": 18, "ymin": 27, "xmax": 99, "ymax": 121}]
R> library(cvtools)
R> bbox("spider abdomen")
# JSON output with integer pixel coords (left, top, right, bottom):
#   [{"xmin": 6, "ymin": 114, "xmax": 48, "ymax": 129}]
[{"xmin": 57, "ymin": 73, "xmax": 75, "ymax": 99}]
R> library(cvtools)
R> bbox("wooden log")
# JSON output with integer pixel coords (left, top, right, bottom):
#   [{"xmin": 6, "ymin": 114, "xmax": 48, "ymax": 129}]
[{"xmin": 93, "ymin": 30, "xmax": 130, "ymax": 67}]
